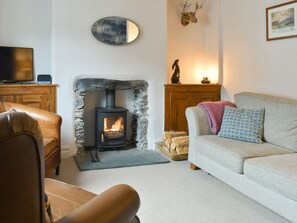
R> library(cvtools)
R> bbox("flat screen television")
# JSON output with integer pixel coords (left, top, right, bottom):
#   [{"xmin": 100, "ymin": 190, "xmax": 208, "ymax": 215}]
[{"xmin": 0, "ymin": 46, "xmax": 34, "ymax": 83}]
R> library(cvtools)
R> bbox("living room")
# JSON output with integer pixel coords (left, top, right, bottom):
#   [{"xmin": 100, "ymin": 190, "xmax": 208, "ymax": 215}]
[{"xmin": 1, "ymin": 0, "xmax": 297, "ymax": 222}]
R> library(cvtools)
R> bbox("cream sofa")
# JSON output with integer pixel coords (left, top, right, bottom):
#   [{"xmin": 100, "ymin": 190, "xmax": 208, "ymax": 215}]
[{"xmin": 186, "ymin": 92, "xmax": 297, "ymax": 223}]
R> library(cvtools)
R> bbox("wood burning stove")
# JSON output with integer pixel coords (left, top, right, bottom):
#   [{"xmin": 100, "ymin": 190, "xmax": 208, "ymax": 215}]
[
  {"xmin": 95, "ymin": 107, "xmax": 128, "ymax": 149},
  {"xmin": 95, "ymin": 89, "xmax": 128, "ymax": 151}
]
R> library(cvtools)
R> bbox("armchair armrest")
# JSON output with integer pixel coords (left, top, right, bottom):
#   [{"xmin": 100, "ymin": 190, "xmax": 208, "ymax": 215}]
[
  {"xmin": 3, "ymin": 102, "xmax": 62, "ymax": 140},
  {"xmin": 56, "ymin": 184, "xmax": 140, "ymax": 223},
  {"xmin": 185, "ymin": 106, "xmax": 213, "ymax": 139}
]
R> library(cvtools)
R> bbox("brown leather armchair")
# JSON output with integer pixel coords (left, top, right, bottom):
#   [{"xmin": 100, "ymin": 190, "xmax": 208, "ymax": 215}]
[
  {"xmin": 0, "ymin": 101, "xmax": 62, "ymax": 176},
  {"xmin": 0, "ymin": 111, "xmax": 140, "ymax": 223}
]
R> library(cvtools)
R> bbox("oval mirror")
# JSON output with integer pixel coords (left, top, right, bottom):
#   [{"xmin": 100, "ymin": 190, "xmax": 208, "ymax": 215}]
[{"xmin": 91, "ymin": 17, "xmax": 140, "ymax": 46}]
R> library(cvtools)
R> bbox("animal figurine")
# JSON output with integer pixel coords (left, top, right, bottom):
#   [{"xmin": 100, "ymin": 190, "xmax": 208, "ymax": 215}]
[{"xmin": 171, "ymin": 59, "xmax": 181, "ymax": 84}]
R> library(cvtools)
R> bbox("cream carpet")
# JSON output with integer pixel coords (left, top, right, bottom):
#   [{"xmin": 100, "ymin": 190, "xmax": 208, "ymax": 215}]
[{"xmin": 50, "ymin": 156, "xmax": 290, "ymax": 223}]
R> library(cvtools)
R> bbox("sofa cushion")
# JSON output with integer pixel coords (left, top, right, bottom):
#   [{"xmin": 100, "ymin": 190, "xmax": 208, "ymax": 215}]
[
  {"xmin": 235, "ymin": 92, "xmax": 297, "ymax": 152},
  {"xmin": 45, "ymin": 178, "xmax": 96, "ymax": 221},
  {"xmin": 44, "ymin": 138, "xmax": 58, "ymax": 157},
  {"xmin": 196, "ymin": 135, "xmax": 294, "ymax": 174},
  {"xmin": 218, "ymin": 106, "xmax": 264, "ymax": 143},
  {"xmin": 244, "ymin": 154, "xmax": 297, "ymax": 202}
]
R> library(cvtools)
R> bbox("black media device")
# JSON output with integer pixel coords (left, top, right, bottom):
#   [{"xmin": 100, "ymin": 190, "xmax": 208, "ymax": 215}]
[
  {"xmin": 37, "ymin": 74, "xmax": 52, "ymax": 84},
  {"xmin": 0, "ymin": 46, "xmax": 34, "ymax": 83}
]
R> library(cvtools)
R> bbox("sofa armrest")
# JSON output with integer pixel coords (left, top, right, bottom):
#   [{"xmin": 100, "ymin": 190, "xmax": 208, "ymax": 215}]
[
  {"xmin": 3, "ymin": 102, "xmax": 62, "ymax": 140},
  {"xmin": 56, "ymin": 184, "xmax": 141, "ymax": 223},
  {"xmin": 185, "ymin": 106, "xmax": 212, "ymax": 139}
]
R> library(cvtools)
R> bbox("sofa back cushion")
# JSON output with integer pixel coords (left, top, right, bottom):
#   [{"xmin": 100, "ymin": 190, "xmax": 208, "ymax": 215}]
[{"xmin": 234, "ymin": 92, "xmax": 297, "ymax": 152}]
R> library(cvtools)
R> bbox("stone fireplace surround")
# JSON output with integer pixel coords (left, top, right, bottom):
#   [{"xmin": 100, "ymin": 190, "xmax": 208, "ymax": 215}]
[{"xmin": 74, "ymin": 78, "xmax": 149, "ymax": 154}]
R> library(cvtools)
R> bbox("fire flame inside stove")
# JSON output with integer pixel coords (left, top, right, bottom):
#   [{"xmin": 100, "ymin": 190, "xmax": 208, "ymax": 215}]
[{"xmin": 104, "ymin": 117, "xmax": 124, "ymax": 133}]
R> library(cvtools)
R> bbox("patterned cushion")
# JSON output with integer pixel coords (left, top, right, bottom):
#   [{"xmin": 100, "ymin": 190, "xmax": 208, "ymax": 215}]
[{"xmin": 218, "ymin": 106, "xmax": 265, "ymax": 143}]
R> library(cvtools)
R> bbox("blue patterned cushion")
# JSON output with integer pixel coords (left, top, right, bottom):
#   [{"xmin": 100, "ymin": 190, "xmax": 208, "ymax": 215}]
[{"xmin": 218, "ymin": 106, "xmax": 265, "ymax": 143}]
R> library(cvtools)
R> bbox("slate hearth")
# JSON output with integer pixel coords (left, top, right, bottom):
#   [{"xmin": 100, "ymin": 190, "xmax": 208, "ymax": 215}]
[{"xmin": 74, "ymin": 78, "xmax": 149, "ymax": 154}]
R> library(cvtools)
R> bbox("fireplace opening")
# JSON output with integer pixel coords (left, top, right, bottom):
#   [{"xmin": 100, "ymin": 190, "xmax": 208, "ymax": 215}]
[{"xmin": 95, "ymin": 89, "xmax": 129, "ymax": 151}]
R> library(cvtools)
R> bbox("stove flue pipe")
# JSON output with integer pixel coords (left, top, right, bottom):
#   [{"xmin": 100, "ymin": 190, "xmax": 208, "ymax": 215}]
[{"xmin": 105, "ymin": 89, "xmax": 116, "ymax": 108}]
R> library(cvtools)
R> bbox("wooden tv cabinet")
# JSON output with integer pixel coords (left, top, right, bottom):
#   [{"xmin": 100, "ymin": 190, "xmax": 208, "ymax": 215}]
[{"xmin": 0, "ymin": 84, "xmax": 57, "ymax": 112}]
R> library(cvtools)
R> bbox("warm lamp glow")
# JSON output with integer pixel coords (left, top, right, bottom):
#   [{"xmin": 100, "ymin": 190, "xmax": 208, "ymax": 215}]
[
  {"xmin": 204, "ymin": 67, "xmax": 218, "ymax": 83},
  {"xmin": 194, "ymin": 64, "xmax": 204, "ymax": 83},
  {"xmin": 194, "ymin": 64, "xmax": 218, "ymax": 84}
]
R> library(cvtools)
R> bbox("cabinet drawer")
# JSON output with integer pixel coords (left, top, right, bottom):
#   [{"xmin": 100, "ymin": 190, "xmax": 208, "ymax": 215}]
[
  {"xmin": 194, "ymin": 91, "xmax": 221, "ymax": 102},
  {"xmin": 16, "ymin": 94, "xmax": 49, "ymax": 110},
  {"xmin": 0, "ymin": 84, "xmax": 57, "ymax": 112},
  {"xmin": 0, "ymin": 95, "xmax": 15, "ymax": 102}
]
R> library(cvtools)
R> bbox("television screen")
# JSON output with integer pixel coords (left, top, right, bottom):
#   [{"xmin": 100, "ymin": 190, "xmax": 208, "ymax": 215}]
[{"xmin": 0, "ymin": 46, "xmax": 34, "ymax": 83}]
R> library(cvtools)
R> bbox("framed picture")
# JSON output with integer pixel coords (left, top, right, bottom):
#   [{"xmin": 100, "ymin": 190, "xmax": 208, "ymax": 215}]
[{"xmin": 266, "ymin": 0, "xmax": 297, "ymax": 41}]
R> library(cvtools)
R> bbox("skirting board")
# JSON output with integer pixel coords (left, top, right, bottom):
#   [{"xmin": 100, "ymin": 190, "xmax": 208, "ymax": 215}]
[{"xmin": 61, "ymin": 145, "xmax": 72, "ymax": 159}]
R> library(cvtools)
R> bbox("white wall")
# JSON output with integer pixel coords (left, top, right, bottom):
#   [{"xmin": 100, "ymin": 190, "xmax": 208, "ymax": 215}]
[
  {"xmin": 169, "ymin": 0, "xmax": 297, "ymax": 103},
  {"xmin": 167, "ymin": 0, "xmax": 220, "ymax": 84},
  {"xmin": 52, "ymin": 0, "xmax": 167, "ymax": 154},
  {"xmin": 220, "ymin": 0, "xmax": 297, "ymax": 101},
  {"xmin": 0, "ymin": 0, "xmax": 52, "ymax": 76}
]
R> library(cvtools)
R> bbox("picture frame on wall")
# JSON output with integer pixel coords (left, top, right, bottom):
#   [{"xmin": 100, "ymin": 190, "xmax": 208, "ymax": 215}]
[{"xmin": 266, "ymin": 0, "xmax": 297, "ymax": 41}]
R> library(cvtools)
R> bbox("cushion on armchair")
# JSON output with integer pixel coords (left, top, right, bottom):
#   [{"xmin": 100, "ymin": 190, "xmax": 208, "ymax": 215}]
[{"xmin": 45, "ymin": 178, "xmax": 141, "ymax": 223}]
